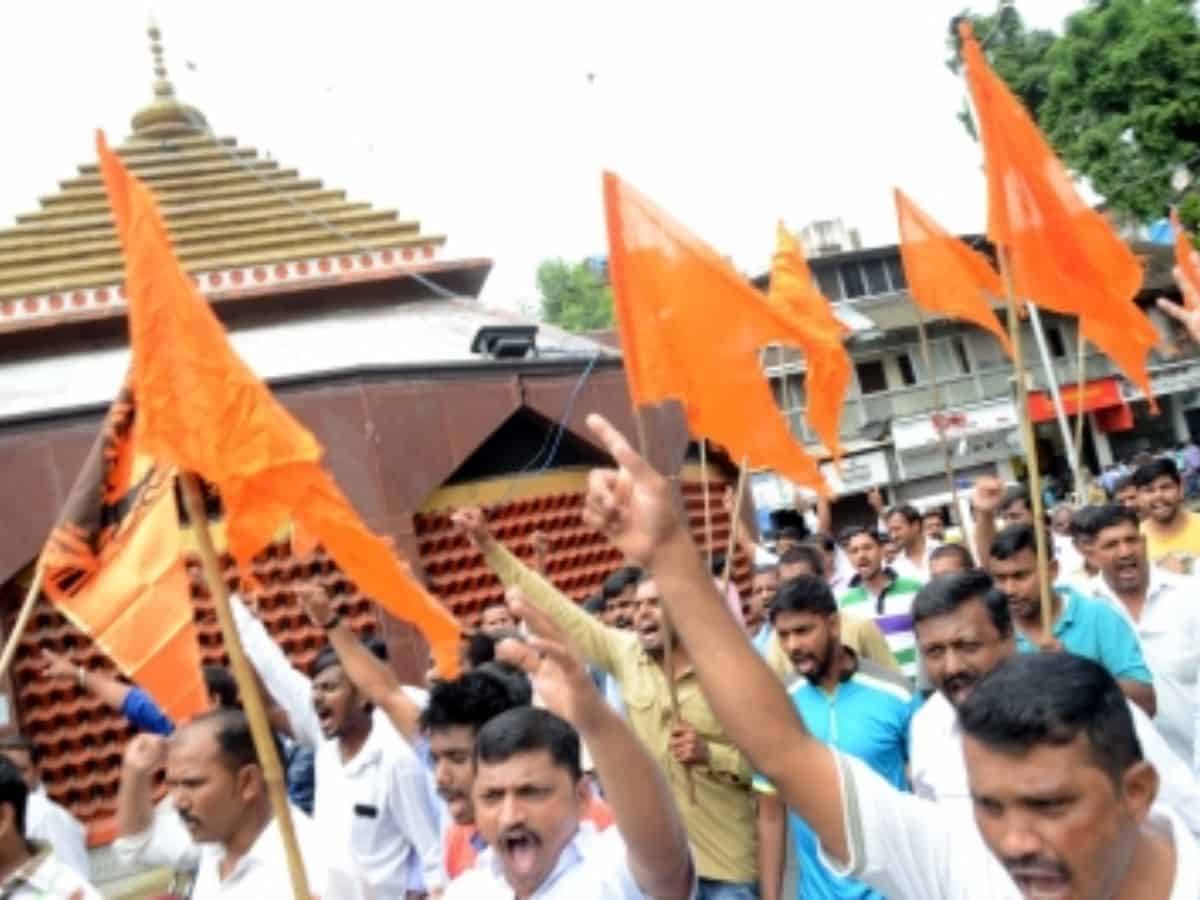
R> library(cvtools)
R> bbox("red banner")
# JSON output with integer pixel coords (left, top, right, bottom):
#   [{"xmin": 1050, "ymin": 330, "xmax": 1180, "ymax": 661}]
[{"xmin": 1028, "ymin": 377, "xmax": 1123, "ymax": 423}]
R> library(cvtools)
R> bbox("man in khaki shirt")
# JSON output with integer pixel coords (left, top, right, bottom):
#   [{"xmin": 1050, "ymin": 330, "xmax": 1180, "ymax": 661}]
[{"xmin": 455, "ymin": 509, "xmax": 759, "ymax": 899}]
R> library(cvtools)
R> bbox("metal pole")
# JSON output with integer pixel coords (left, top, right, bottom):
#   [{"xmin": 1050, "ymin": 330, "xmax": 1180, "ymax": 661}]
[{"xmin": 1026, "ymin": 305, "xmax": 1081, "ymax": 488}]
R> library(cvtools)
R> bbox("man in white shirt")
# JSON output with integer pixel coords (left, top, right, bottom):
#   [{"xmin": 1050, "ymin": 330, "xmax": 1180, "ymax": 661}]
[
  {"xmin": 444, "ymin": 594, "xmax": 695, "ymax": 900},
  {"xmin": 0, "ymin": 755, "xmax": 99, "ymax": 899},
  {"xmin": 885, "ymin": 503, "xmax": 940, "ymax": 583},
  {"xmin": 578, "ymin": 411, "xmax": 1199, "ymax": 900},
  {"xmin": 909, "ymin": 570, "xmax": 1200, "ymax": 848},
  {"xmin": 231, "ymin": 597, "xmax": 443, "ymax": 896},
  {"xmin": 114, "ymin": 709, "xmax": 361, "ymax": 898},
  {"xmin": 0, "ymin": 736, "xmax": 89, "ymax": 879},
  {"xmin": 1081, "ymin": 503, "xmax": 1200, "ymax": 768}
]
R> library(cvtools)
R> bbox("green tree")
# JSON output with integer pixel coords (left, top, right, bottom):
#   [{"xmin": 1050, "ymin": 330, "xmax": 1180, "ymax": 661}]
[
  {"xmin": 536, "ymin": 258, "xmax": 614, "ymax": 332},
  {"xmin": 949, "ymin": 1, "xmax": 1200, "ymax": 229}
]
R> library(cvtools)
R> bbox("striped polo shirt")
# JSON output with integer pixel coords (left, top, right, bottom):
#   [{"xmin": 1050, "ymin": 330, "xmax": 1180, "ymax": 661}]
[{"xmin": 837, "ymin": 569, "xmax": 923, "ymax": 680}]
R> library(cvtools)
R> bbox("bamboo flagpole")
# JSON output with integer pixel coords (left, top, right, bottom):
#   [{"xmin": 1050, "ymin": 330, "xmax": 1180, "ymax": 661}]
[
  {"xmin": 0, "ymin": 569, "xmax": 45, "ymax": 682},
  {"xmin": 719, "ymin": 458, "xmax": 751, "ymax": 601},
  {"xmin": 913, "ymin": 308, "xmax": 965, "ymax": 529},
  {"xmin": 997, "ymin": 253, "xmax": 1055, "ymax": 636},
  {"xmin": 178, "ymin": 474, "xmax": 312, "ymax": 900}
]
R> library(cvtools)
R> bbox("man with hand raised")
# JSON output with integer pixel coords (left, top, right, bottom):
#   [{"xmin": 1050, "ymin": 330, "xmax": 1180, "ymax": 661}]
[
  {"xmin": 578, "ymin": 411, "xmax": 1197, "ymax": 900},
  {"xmin": 442, "ymin": 593, "xmax": 695, "ymax": 899}
]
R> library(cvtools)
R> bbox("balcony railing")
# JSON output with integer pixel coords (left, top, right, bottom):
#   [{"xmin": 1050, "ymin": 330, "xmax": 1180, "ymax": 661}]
[{"xmin": 775, "ymin": 349, "xmax": 1200, "ymax": 447}]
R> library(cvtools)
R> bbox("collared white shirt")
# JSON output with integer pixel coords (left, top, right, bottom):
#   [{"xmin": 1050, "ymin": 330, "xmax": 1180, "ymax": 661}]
[
  {"xmin": 824, "ymin": 751, "xmax": 1199, "ymax": 899},
  {"xmin": 26, "ymin": 785, "xmax": 89, "ymax": 878},
  {"xmin": 890, "ymin": 539, "xmax": 941, "ymax": 583},
  {"xmin": 233, "ymin": 598, "xmax": 443, "ymax": 895},
  {"xmin": 443, "ymin": 820, "xmax": 696, "ymax": 899},
  {"xmin": 114, "ymin": 800, "xmax": 368, "ymax": 898},
  {"xmin": 0, "ymin": 842, "xmax": 100, "ymax": 899},
  {"xmin": 911, "ymin": 690, "xmax": 1200, "ymax": 848},
  {"xmin": 1090, "ymin": 569, "xmax": 1200, "ymax": 768}
]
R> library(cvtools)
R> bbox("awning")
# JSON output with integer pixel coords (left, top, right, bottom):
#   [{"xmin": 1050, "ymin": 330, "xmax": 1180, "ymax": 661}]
[{"xmin": 1028, "ymin": 377, "xmax": 1124, "ymax": 423}]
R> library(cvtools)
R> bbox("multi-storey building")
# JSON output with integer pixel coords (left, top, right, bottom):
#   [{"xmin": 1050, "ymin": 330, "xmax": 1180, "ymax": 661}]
[{"xmin": 752, "ymin": 221, "xmax": 1191, "ymax": 532}]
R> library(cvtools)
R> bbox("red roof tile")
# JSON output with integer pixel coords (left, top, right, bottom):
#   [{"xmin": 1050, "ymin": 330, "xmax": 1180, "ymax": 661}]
[{"xmin": 9, "ymin": 473, "xmax": 747, "ymax": 843}]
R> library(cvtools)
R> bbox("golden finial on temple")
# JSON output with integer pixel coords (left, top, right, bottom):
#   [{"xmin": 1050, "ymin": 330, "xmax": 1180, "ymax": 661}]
[{"xmin": 131, "ymin": 17, "xmax": 207, "ymax": 138}]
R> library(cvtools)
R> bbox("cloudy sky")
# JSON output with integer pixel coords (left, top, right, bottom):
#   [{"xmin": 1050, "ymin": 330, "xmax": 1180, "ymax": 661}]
[{"xmin": 0, "ymin": 1, "xmax": 1084, "ymax": 311}]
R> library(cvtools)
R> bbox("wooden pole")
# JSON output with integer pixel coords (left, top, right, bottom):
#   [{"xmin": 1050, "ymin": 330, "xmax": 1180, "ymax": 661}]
[
  {"xmin": 699, "ymin": 441, "xmax": 714, "ymax": 569},
  {"xmin": 0, "ymin": 568, "xmax": 44, "ymax": 683},
  {"xmin": 178, "ymin": 474, "xmax": 312, "ymax": 900},
  {"xmin": 633, "ymin": 407, "xmax": 693, "ymax": 802},
  {"xmin": 997, "ymin": 252, "xmax": 1055, "ymax": 637},
  {"xmin": 913, "ymin": 309, "xmax": 965, "ymax": 530},
  {"xmin": 1074, "ymin": 328, "xmax": 1088, "ymax": 499}
]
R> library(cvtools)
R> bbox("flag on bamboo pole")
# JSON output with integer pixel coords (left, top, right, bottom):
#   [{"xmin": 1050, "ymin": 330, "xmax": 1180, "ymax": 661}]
[
  {"xmin": 1171, "ymin": 208, "xmax": 1200, "ymax": 310},
  {"xmin": 39, "ymin": 384, "xmax": 208, "ymax": 723},
  {"xmin": 958, "ymin": 22, "xmax": 1159, "ymax": 401},
  {"xmin": 894, "ymin": 188, "xmax": 1013, "ymax": 357},
  {"xmin": 767, "ymin": 223, "xmax": 851, "ymax": 458},
  {"xmin": 603, "ymin": 172, "xmax": 827, "ymax": 492},
  {"xmin": 95, "ymin": 132, "xmax": 462, "ymax": 677}
]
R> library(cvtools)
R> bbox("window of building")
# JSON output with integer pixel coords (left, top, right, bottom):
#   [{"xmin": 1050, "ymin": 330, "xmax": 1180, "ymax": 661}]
[
  {"xmin": 896, "ymin": 353, "xmax": 918, "ymax": 386},
  {"xmin": 954, "ymin": 337, "xmax": 972, "ymax": 374},
  {"xmin": 1047, "ymin": 327, "xmax": 1067, "ymax": 358},
  {"xmin": 815, "ymin": 267, "xmax": 843, "ymax": 301},
  {"xmin": 885, "ymin": 256, "xmax": 907, "ymax": 291},
  {"xmin": 856, "ymin": 359, "xmax": 888, "ymax": 394},
  {"xmin": 863, "ymin": 259, "xmax": 890, "ymax": 296},
  {"xmin": 841, "ymin": 264, "xmax": 867, "ymax": 299}
]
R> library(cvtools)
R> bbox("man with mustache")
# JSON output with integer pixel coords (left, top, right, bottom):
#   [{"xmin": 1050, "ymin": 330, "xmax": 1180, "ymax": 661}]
[
  {"xmin": 909, "ymin": 570, "xmax": 1200, "ymax": 898},
  {"xmin": 987, "ymin": 523, "xmax": 1157, "ymax": 716},
  {"xmin": 755, "ymin": 574, "xmax": 912, "ymax": 900},
  {"xmin": 1134, "ymin": 457, "xmax": 1200, "ymax": 569},
  {"xmin": 114, "ymin": 708, "xmax": 362, "ymax": 897},
  {"xmin": 837, "ymin": 526, "xmax": 924, "ymax": 680},
  {"xmin": 230, "ymin": 598, "xmax": 443, "ymax": 897},
  {"xmin": 421, "ymin": 670, "xmax": 614, "ymax": 879},
  {"xmin": 455, "ymin": 509, "xmax": 758, "ymax": 900},
  {"xmin": 1081, "ymin": 504, "xmax": 1200, "ymax": 767},
  {"xmin": 443, "ymin": 595, "xmax": 694, "ymax": 900},
  {"xmin": 577, "ymin": 410, "xmax": 1199, "ymax": 900}
]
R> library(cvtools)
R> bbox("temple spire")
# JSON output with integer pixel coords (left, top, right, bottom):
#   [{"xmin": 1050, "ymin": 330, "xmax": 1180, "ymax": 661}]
[{"xmin": 131, "ymin": 20, "xmax": 207, "ymax": 139}]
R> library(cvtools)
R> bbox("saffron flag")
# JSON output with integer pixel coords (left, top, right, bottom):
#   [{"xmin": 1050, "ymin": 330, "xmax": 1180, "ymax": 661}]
[
  {"xmin": 603, "ymin": 172, "xmax": 827, "ymax": 491},
  {"xmin": 39, "ymin": 385, "xmax": 208, "ymax": 723},
  {"xmin": 958, "ymin": 22, "xmax": 1159, "ymax": 400},
  {"xmin": 894, "ymin": 189, "xmax": 1013, "ymax": 357},
  {"xmin": 96, "ymin": 132, "xmax": 462, "ymax": 677},
  {"xmin": 767, "ymin": 224, "xmax": 851, "ymax": 457},
  {"xmin": 1171, "ymin": 208, "xmax": 1200, "ymax": 310}
]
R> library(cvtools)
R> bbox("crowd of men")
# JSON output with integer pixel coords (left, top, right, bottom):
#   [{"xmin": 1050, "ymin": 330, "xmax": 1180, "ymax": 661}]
[{"xmin": 7, "ymin": 437, "xmax": 1200, "ymax": 898}]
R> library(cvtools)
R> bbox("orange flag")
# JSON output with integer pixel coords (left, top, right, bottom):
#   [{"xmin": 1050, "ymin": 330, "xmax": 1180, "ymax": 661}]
[
  {"xmin": 96, "ymin": 132, "xmax": 462, "ymax": 677},
  {"xmin": 767, "ymin": 224, "xmax": 851, "ymax": 457},
  {"xmin": 1171, "ymin": 208, "xmax": 1200, "ymax": 310},
  {"xmin": 894, "ymin": 188, "xmax": 1013, "ymax": 357},
  {"xmin": 959, "ymin": 22, "xmax": 1159, "ymax": 400},
  {"xmin": 603, "ymin": 172, "xmax": 827, "ymax": 491},
  {"xmin": 40, "ymin": 385, "xmax": 208, "ymax": 723}
]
